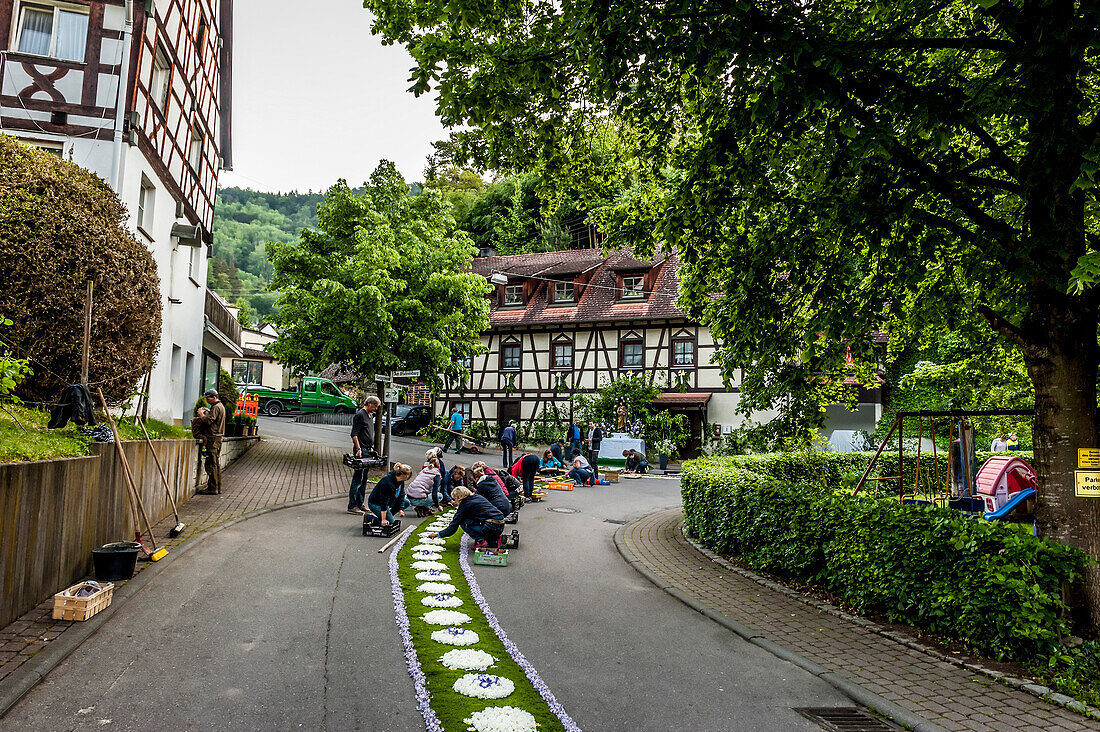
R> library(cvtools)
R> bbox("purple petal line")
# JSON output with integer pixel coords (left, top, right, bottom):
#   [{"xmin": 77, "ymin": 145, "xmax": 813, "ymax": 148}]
[
  {"xmin": 388, "ymin": 526, "xmax": 445, "ymax": 732},
  {"xmin": 459, "ymin": 534, "xmax": 583, "ymax": 731}
]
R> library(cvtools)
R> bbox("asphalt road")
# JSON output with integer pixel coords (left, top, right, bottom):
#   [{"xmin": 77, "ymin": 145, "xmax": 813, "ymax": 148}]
[
  {"xmin": 3, "ymin": 430, "xmax": 847, "ymax": 731},
  {"xmin": 257, "ymin": 415, "xmax": 456, "ymax": 470}
]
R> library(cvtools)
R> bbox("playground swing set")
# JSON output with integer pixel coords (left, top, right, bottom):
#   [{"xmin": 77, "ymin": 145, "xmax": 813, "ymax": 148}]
[{"xmin": 853, "ymin": 409, "xmax": 1038, "ymax": 523}]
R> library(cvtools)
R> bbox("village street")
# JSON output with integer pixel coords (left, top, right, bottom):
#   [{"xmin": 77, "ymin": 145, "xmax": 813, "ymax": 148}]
[{"xmin": 1, "ymin": 427, "xmax": 844, "ymax": 731}]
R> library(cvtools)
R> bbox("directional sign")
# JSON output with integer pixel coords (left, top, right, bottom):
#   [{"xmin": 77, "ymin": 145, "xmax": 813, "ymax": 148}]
[
  {"xmin": 1075, "ymin": 471, "xmax": 1100, "ymax": 498},
  {"xmin": 392, "ymin": 370, "xmax": 421, "ymax": 378},
  {"xmin": 373, "ymin": 374, "xmax": 392, "ymax": 383},
  {"xmin": 1079, "ymin": 448, "xmax": 1100, "ymax": 469},
  {"xmin": 384, "ymin": 388, "xmax": 399, "ymax": 402}
]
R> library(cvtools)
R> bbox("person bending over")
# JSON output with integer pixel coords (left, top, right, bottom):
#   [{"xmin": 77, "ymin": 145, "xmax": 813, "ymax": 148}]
[
  {"xmin": 427, "ymin": 487, "xmax": 505, "ymax": 548},
  {"xmin": 518, "ymin": 451, "xmax": 541, "ymax": 498},
  {"xmin": 472, "ymin": 464, "xmax": 513, "ymax": 516},
  {"xmin": 569, "ymin": 449, "xmax": 594, "ymax": 485},
  {"xmin": 440, "ymin": 464, "xmax": 465, "ymax": 508},
  {"xmin": 406, "ymin": 458, "xmax": 442, "ymax": 516},
  {"xmin": 623, "ymin": 449, "xmax": 648, "ymax": 474},
  {"xmin": 368, "ymin": 463, "xmax": 411, "ymax": 526}
]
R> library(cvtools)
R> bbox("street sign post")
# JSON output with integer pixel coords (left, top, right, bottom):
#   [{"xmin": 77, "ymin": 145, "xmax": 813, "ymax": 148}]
[
  {"xmin": 392, "ymin": 370, "xmax": 420, "ymax": 378},
  {"xmin": 374, "ymin": 374, "xmax": 393, "ymax": 383}
]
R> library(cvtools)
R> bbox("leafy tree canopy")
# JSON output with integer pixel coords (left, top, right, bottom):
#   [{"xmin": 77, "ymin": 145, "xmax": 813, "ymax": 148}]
[{"xmin": 267, "ymin": 161, "xmax": 490, "ymax": 389}]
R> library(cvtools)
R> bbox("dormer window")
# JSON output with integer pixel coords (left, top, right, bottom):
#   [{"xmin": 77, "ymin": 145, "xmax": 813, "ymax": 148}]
[
  {"xmin": 503, "ymin": 284, "xmax": 524, "ymax": 307},
  {"xmin": 552, "ymin": 281, "xmax": 575, "ymax": 304},
  {"xmin": 621, "ymin": 275, "xmax": 645, "ymax": 300}
]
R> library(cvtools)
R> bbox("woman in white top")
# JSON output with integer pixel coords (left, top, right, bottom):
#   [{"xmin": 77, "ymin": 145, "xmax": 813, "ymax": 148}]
[{"xmin": 569, "ymin": 449, "xmax": 594, "ymax": 485}]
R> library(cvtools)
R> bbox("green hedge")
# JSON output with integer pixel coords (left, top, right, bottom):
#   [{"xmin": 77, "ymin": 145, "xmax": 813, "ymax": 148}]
[{"xmin": 682, "ymin": 454, "xmax": 1082, "ymax": 662}]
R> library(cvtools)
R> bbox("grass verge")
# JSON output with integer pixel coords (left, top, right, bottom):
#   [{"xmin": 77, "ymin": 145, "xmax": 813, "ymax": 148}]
[
  {"xmin": 396, "ymin": 519, "xmax": 567, "ymax": 731},
  {"xmin": 0, "ymin": 403, "xmax": 190, "ymax": 463}
]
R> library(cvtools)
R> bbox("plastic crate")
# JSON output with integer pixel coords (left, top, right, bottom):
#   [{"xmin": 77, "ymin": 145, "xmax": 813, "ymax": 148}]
[
  {"xmin": 547, "ymin": 481, "xmax": 574, "ymax": 491},
  {"xmin": 473, "ymin": 548, "xmax": 508, "ymax": 566},
  {"xmin": 53, "ymin": 582, "xmax": 114, "ymax": 621}
]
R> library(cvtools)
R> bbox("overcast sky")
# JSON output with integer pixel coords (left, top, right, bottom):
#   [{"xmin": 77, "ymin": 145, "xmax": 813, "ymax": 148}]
[{"xmin": 217, "ymin": 0, "xmax": 447, "ymax": 194}]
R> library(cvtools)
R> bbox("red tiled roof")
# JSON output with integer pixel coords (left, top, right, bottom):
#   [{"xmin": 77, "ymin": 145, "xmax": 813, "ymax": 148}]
[
  {"xmin": 652, "ymin": 392, "xmax": 712, "ymax": 406},
  {"xmin": 472, "ymin": 248, "xmax": 689, "ymax": 326}
]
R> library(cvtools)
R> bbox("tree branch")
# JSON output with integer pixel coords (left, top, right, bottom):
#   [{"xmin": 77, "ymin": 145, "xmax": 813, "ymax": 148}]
[
  {"xmin": 977, "ymin": 303, "xmax": 1029, "ymax": 348},
  {"xmin": 853, "ymin": 37, "xmax": 1015, "ymax": 52}
]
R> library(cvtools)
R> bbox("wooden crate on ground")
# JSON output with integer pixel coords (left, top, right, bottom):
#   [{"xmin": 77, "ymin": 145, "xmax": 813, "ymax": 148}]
[
  {"xmin": 604, "ymin": 469, "xmax": 621, "ymax": 483},
  {"xmin": 52, "ymin": 582, "xmax": 114, "ymax": 621}
]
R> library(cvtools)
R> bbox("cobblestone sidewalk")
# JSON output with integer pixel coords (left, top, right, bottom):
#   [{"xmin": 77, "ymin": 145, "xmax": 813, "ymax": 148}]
[
  {"xmin": 621, "ymin": 508, "xmax": 1100, "ymax": 732},
  {"xmin": 0, "ymin": 437, "xmax": 352, "ymax": 688}
]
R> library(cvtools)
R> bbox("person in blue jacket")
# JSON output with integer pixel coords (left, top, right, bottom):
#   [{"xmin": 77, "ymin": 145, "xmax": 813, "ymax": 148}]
[
  {"xmin": 499, "ymin": 421, "xmax": 518, "ymax": 468},
  {"xmin": 473, "ymin": 465, "xmax": 513, "ymax": 516},
  {"xmin": 427, "ymin": 486, "xmax": 505, "ymax": 547},
  {"xmin": 367, "ymin": 464, "xmax": 411, "ymax": 527}
]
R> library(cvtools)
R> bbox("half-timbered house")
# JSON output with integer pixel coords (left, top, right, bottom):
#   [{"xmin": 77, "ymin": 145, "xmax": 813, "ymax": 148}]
[
  {"xmin": 1, "ymin": 0, "xmax": 233, "ymax": 422},
  {"xmin": 436, "ymin": 249, "xmax": 883, "ymax": 456}
]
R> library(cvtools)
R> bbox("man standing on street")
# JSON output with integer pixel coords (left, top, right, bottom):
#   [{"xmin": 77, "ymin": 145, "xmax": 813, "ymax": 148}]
[
  {"xmin": 348, "ymin": 396, "xmax": 381, "ymax": 514},
  {"xmin": 586, "ymin": 420, "xmax": 603, "ymax": 476},
  {"xmin": 442, "ymin": 406, "xmax": 465, "ymax": 454},
  {"xmin": 500, "ymin": 421, "xmax": 518, "ymax": 468},
  {"xmin": 196, "ymin": 389, "xmax": 226, "ymax": 495}
]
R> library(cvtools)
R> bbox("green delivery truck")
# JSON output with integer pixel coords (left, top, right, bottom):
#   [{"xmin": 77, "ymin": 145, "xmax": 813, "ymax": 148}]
[{"xmin": 245, "ymin": 377, "xmax": 356, "ymax": 417}]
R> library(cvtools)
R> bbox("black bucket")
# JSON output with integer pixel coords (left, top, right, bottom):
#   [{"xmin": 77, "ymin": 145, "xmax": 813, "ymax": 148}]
[{"xmin": 92, "ymin": 542, "xmax": 140, "ymax": 582}]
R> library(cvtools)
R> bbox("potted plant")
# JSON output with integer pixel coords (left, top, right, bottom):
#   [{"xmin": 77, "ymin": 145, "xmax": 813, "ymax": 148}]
[
  {"xmin": 652, "ymin": 439, "xmax": 676, "ymax": 471},
  {"xmin": 249, "ymin": 415, "xmax": 258, "ymax": 436},
  {"xmin": 227, "ymin": 414, "xmax": 243, "ymax": 438},
  {"xmin": 646, "ymin": 411, "xmax": 688, "ymax": 470}
]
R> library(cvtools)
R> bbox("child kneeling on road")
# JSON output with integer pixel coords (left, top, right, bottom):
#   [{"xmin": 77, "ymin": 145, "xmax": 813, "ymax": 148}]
[
  {"xmin": 368, "ymin": 463, "xmax": 411, "ymax": 527},
  {"xmin": 427, "ymin": 486, "xmax": 505, "ymax": 548}
]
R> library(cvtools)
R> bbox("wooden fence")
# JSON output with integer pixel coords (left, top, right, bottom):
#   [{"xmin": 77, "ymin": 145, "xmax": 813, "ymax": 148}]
[{"xmin": 0, "ymin": 439, "xmax": 197, "ymax": 628}]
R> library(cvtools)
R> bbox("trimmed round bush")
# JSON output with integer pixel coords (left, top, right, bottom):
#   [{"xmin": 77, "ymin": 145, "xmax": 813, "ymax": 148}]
[{"xmin": 0, "ymin": 135, "xmax": 161, "ymax": 404}]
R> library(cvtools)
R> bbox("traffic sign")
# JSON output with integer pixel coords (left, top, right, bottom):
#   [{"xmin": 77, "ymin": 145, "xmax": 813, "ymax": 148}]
[
  {"xmin": 373, "ymin": 374, "xmax": 392, "ymax": 383},
  {"xmin": 1079, "ymin": 448, "xmax": 1100, "ymax": 469},
  {"xmin": 1075, "ymin": 471, "xmax": 1100, "ymax": 498},
  {"xmin": 392, "ymin": 370, "xmax": 420, "ymax": 378}
]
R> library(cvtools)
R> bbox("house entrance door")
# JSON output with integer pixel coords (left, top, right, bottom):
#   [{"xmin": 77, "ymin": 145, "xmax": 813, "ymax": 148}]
[{"xmin": 499, "ymin": 400, "xmax": 521, "ymax": 429}]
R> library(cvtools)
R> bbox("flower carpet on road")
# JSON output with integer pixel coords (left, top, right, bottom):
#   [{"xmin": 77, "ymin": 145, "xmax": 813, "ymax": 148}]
[{"xmin": 389, "ymin": 510, "xmax": 580, "ymax": 731}]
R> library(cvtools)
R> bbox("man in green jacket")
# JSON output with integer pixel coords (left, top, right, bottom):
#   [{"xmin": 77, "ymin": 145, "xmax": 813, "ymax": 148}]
[{"xmin": 196, "ymin": 389, "xmax": 226, "ymax": 494}]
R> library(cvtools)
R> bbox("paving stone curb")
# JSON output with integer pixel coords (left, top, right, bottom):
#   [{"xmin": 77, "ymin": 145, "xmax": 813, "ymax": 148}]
[
  {"xmin": 612, "ymin": 521, "xmax": 947, "ymax": 732},
  {"xmin": 680, "ymin": 524, "xmax": 1100, "ymax": 723},
  {"xmin": 0, "ymin": 492, "xmax": 345, "ymax": 719}
]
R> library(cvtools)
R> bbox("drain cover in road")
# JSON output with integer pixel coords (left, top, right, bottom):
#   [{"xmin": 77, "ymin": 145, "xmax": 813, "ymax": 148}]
[
  {"xmin": 547, "ymin": 506, "xmax": 580, "ymax": 514},
  {"xmin": 604, "ymin": 519, "xmax": 628, "ymax": 525},
  {"xmin": 794, "ymin": 707, "xmax": 900, "ymax": 732}
]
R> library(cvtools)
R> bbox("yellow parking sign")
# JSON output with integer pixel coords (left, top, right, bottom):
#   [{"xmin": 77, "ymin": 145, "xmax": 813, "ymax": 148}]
[
  {"xmin": 1079, "ymin": 449, "xmax": 1100, "ymax": 469},
  {"xmin": 1076, "ymin": 471, "xmax": 1100, "ymax": 498}
]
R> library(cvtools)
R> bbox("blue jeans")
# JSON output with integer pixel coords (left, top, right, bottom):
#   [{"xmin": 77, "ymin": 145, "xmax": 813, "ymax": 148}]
[
  {"xmin": 569, "ymin": 468, "xmax": 592, "ymax": 484},
  {"xmin": 368, "ymin": 502, "xmax": 395, "ymax": 523},
  {"xmin": 349, "ymin": 456, "xmax": 368, "ymax": 510},
  {"xmin": 407, "ymin": 495, "xmax": 435, "ymax": 508},
  {"xmin": 522, "ymin": 473, "xmax": 535, "ymax": 498},
  {"xmin": 501, "ymin": 443, "xmax": 513, "ymax": 468},
  {"xmin": 464, "ymin": 520, "xmax": 503, "ymax": 544},
  {"xmin": 443, "ymin": 431, "xmax": 464, "ymax": 452}
]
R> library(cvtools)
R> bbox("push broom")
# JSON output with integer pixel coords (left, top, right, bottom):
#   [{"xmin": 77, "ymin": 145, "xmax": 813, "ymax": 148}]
[
  {"xmin": 138, "ymin": 417, "xmax": 186, "ymax": 537},
  {"xmin": 97, "ymin": 388, "xmax": 168, "ymax": 561}
]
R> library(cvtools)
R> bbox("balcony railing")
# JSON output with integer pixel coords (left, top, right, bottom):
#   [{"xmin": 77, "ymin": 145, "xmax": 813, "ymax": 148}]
[{"xmin": 205, "ymin": 289, "xmax": 242, "ymax": 347}]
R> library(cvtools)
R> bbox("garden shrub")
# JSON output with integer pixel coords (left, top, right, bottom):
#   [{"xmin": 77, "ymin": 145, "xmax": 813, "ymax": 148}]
[
  {"xmin": 682, "ymin": 455, "xmax": 1084, "ymax": 662},
  {"xmin": 0, "ymin": 136, "xmax": 161, "ymax": 405}
]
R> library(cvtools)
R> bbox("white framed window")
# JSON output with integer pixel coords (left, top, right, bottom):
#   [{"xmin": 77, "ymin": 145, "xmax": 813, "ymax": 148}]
[
  {"xmin": 621, "ymin": 275, "xmax": 644, "ymax": 299},
  {"xmin": 673, "ymin": 339, "xmax": 695, "ymax": 366},
  {"xmin": 503, "ymin": 284, "xmax": 523, "ymax": 306},
  {"xmin": 188, "ymin": 244, "xmax": 197, "ymax": 280},
  {"xmin": 151, "ymin": 44, "xmax": 171, "ymax": 110},
  {"xmin": 16, "ymin": 2, "xmax": 88, "ymax": 62},
  {"xmin": 552, "ymin": 341, "xmax": 573, "ymax": 369},
  {"xmin": 501, "ymin": 343, "xmax": 521, "ymax": 370},
  {"xmin": 620, "ymin": 341, "xmax": 644, "ymax": 370},
  {"xmin": 553, "ymin": 281, "xmax": 574, "ymax": 303},
  {"xmin": 451, "ymin": 401, "xmax": 472, "ymax": 423},
  {"xmin": 189, "ymin": 123, "xmax": 203, "ymax": 171},
  {"xmin": 137, "ymin": 176, "xmax": 155, "ymax": 231}
]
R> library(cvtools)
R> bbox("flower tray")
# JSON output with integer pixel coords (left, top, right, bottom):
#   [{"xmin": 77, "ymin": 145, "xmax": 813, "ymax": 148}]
[
  {"xmin": 547, "ymin": 482, "xmax": 574, "ymax": 491},
  {"xmin": 473, "ymin": 548, "xmax": 509, "ymax": 566},
  {"xmin": 53, "ymin": 582, "xmax": 114, "ymax": 621}
]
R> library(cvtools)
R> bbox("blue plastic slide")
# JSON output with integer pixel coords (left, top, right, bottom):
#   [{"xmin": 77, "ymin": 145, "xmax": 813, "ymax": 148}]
[{"xmin": 983, "ymin": 488, "xmax": 1037, "ymax": 521}]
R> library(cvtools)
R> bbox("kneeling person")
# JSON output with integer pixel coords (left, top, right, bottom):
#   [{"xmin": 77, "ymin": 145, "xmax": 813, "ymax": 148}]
[
  {"xmin": 428, "ymin": 487, "xmax": 505, "ymax": 547},
  {"xmin": 368, "ymin": 463, "xmax": 411, "ymax": 527},
  {"xmin": 472, "ymin": 464, "xmax": 513, "ymax": 516}
]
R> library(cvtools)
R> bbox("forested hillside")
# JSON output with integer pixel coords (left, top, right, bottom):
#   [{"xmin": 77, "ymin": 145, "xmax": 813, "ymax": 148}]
[{"xmin": 209, "ymin": 188, "xmax": 324, "ymax": 322}]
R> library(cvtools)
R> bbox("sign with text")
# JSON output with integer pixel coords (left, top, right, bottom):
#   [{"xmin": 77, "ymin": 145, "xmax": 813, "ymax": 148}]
[
  {"xmin": 373, "ymin": 374, "xmax": 392, "ymax": 383},
  {"xmin": 384, "ymin": 388, "xmax": 399, "ymax": 402},
  {"xmin": 392, "ymin": 370, "xmax": 421, "ymax": 378},
  {"xmin": 1075, "ymin": 471, "xmax": 1100, "ymax": 498},
  {"xmin": 1078, "ymin": 449, "xmax": 1100, "ymax": 469}
]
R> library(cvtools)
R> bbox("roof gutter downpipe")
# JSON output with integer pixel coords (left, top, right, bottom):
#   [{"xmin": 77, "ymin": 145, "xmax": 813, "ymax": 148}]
[{"xmin": 110, "ymin": 0, "xmax": 134, "ymax": 194}]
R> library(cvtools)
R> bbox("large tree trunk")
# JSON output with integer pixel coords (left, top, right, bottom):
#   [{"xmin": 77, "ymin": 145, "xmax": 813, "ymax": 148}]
[{"xmin": 1023, "ymin": 299, "xmax": 1100, "ymax": 630}]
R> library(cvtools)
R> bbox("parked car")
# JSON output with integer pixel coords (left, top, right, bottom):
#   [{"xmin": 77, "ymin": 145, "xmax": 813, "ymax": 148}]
[
  {"xmin": 384, "ymin": 404, "xmax": 433, "ymax": 435},
  {"xmin": 242, "ymin": 377, "xmax": 356, "ymax": 417}
]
